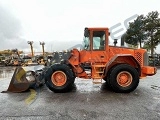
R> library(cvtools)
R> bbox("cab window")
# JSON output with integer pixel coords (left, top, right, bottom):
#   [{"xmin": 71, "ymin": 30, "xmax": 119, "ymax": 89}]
[{"xmin": 93, "ymin": 31, "xmax": 105, "ymax": 50}]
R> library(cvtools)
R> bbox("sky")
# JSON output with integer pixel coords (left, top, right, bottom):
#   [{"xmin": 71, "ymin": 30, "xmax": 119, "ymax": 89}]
[{"xmin": 0, "ymin": 0, "xmax": 160, "ymax": 54}]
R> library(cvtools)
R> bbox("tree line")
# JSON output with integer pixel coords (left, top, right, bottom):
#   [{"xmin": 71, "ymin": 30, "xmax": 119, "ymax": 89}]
[{"xmin": 123, "ymin": 11, "xmax": 160, "ymax": 57}]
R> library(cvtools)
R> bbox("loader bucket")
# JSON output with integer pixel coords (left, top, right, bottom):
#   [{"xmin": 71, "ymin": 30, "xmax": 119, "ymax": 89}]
[
  {"xmin": 6, "ymin": 67, "xmax": 30, "ymax": 92},
  {"xmin": 5, "ymin": 66, "xmax": 44, "ymax": 93}
]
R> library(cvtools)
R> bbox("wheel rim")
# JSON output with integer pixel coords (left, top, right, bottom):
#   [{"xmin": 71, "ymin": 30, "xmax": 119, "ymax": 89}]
[
  {"xmin": 51, "ymin": 71, "xmax": 67, "ymax": 86},
  {"xmin": 117, "ymin": 71, "xmax": 132, "ymax": 87}
]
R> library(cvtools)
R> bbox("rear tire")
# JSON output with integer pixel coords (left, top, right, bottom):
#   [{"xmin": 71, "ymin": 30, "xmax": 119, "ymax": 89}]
[
  {"xmin": 45, "ymin": 64, "xmax": 75, "ymax": 93},
  {"xmin": 109, "ymin": 64, "xmax": 139, "ymax": 93}
]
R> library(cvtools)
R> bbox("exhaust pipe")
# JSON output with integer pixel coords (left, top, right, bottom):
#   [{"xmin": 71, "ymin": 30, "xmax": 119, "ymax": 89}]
[{"xmin": 121, "ymin": 33, "xmax": 126, "ymax": 46}]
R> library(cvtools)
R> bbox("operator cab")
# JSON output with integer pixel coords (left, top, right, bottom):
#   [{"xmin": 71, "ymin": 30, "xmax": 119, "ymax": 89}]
[
  {"xmin": 82, "ymin": 27, "xmax": 109, "ymax": 51},
  {"xmin": 80, "ymin": 27, "xmax": 110, "ymax": 64}
]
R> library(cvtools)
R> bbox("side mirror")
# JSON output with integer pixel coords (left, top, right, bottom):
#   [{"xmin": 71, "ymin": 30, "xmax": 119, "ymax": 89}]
[
  {"xmin": 114, "ymin": 39, "xmax": 118, "ymax": 46},
  {"xmin": 84, "ymin": 28, "xmax": 89, "ymax": 37}
]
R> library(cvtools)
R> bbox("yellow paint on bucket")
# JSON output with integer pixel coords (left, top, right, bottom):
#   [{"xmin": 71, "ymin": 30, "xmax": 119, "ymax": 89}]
[{"xmin": 15, "ymin": 68, "xmax": 26, "ymax": 82}]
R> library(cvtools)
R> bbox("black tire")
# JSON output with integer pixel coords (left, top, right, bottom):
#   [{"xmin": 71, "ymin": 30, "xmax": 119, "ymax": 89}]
[
  {"xmin": 103, "ymin": 65, "xmax": 117, "ymax": 88},
  {"xmin": 103, "ymin": 73, "xmax": 111, "ymax": 88},
  {"xmin": 67, "ymin": 64, "xmax": 76, "ymax": 83},
  {"xmin": 45, "ymin": 64, "xmax": 75, "ymax": 93},
  {"xmin": 109, "ymin": 64, "xmax": 139, "ymax": 93}
]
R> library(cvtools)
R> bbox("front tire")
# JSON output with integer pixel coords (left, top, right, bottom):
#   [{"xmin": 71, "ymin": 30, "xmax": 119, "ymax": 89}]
[
  {"xmin": 45, "ymin": 64, "xmax": 75, "ymax": 93},
  {"xmin": 109, "ymin": 64, "xmax": 139, "ymax": 93}
]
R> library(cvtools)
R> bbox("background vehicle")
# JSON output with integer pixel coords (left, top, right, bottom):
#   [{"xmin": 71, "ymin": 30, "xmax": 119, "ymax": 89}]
[
  {"xmin": 3, "ymin": 49, "xmax": 23, "ymax": 66},
  {"xmin": 0, "ymin": 56, "xmax": 5, "ymax": 66},
  {"xmin": 148, "ymin": 54, "xmax": 160, "ymax": 66}
]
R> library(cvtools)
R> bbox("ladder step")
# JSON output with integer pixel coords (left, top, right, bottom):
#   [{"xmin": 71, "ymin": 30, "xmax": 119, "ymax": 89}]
[
  {"xmin": 92, "ymin": 79, "xmax": 102, "ymax": 84},
  {"xmin": 93, "ymin": 77, "xmax": 102, "ymax": 79},
  {"xmin": 95, "ymin": 71, "xmax": 104, "ymax": 73},
  {"xmin": 93, "ymin": 82, "xmax": 102, "ymax": 84},
  {"xmin": 92, "ymin": 65, "xmax": 106, "ymax": 68}
]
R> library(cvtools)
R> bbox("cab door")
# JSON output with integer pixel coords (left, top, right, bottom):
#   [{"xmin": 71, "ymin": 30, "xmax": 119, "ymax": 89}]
[{"xmin": 90, "ymin": 30, "xmax": 108, "ymax": 63}]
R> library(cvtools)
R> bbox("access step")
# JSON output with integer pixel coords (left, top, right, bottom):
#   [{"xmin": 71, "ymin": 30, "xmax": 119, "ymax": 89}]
[{"xmin": 92, "ymin": 79, "xmax": 102, "ymax": 84}]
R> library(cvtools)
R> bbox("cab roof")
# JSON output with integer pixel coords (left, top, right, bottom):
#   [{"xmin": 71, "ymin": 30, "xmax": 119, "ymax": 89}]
[{"xmin": 85, "ymin": 27, "xmax": 109, "ymax": 31}]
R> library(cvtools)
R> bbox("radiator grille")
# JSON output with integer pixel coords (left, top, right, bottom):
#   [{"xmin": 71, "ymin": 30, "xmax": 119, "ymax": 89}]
[{"xmin": 135, "ymin": 52, "xmax": 143, "ymax": 66}]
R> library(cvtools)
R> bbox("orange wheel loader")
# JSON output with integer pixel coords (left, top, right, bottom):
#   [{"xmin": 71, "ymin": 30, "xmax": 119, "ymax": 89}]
[{"xmin": 5, "ymin": 27, "xmax": 157, "ymax": 93}]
